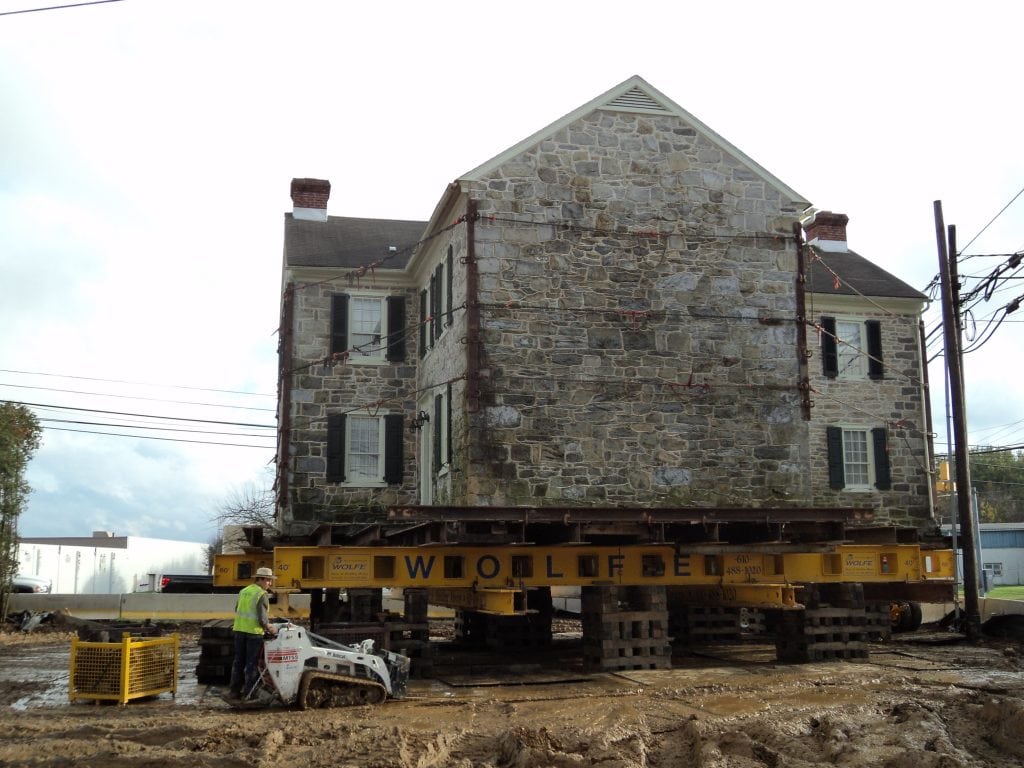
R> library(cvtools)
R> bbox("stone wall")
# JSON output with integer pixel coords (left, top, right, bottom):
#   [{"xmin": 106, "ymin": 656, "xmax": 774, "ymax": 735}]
[
  {"xmin": 278, "ymin": 108, "xmax": 932, "ymax": 527},
  {"xmin": 807, "ymin": 298, "xmax": 933, "ymax": 525},
  {"xmin": 416, "ymin": 222, "xmax": 470, "ymax": 505},
  {"xmin": 285, "ymin": 280, "xmax": 419, "ymax": 525},
  {"xmin": 462, "ymin": 109, "xmax": 811, "ymax": 507}
]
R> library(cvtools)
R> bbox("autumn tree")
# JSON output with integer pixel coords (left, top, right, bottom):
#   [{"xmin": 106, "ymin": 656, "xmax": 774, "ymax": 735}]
[
  {"xmin": 1, "ymin": 403, "xmax": 42, "ymax": 616},
  {"xmin": 969, "ymin": 448, "xmax": 1024, "ymax": 523}
]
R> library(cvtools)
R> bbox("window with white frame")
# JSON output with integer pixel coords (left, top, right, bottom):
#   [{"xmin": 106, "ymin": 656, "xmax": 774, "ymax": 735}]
[
  {"xmin": 433, "ymin": 383, "xmax": 453, "ymax": 474},
  {"xmin": 836, "ymin": 320, "xmax": 866, "ymax": 377},
  {"xmin": 330, "ymin": 293, "xmax": 407, "ymax": 364},
  {"xmin": 826, "ymin": 425, "xmax": 891, "ymax": 491},
  {"xmin": 821, "ymin": 316, "xmax": 884, "ymax": 380},
  {"xmin": 984, "ymin": 562, "xmax": 1003, "ymax": 577},
  {"xmin": 350, "ymin": 297, "xmax": 384, "ymax": 358},
  {"xmin": 326, "ymin": 413, "xmax": 404, "ymax": 486},
  {"xmin": 347, "ymin": 416, "xmax": 383, "ymax": 482},
  {"xmin": 842, "ymin": 429, "xmax": 871, "ymax": 487}
]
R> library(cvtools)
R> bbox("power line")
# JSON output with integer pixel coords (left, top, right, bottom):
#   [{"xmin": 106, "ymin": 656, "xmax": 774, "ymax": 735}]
[
  {"xmin": 0, "ymin": 368, "xmax": 274, "ymax": 397},
  {"xmin": 971, "ymin": 416, "xmax": 1024, "ymax": 444},
  {"xmin": 42, "ymin": 425, "xmax": 272, "ymax": 449},
  {"xmin": 38, "ymin": 417, "xmax": 276, "ymax": 440},
  {"xmin": 964, "ymin": 444, "xmax": 1024, "ymax": 456},
  {"xmin": 958, "ymin": 184, "xmax": 1024, "ymax": 258},
  {"xmin": 4, "ymin": 399, "xmax": 275, "ymax": 429},
  {"xmin": 0, "ymin": 0, "xmax": 123, "ymax": 16},
  {"xmin": 0, "ymin": 381, "xmax": 276, "ymax": 412}
]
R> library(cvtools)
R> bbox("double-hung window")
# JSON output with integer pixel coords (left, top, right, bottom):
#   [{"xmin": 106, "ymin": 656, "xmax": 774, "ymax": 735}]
[
  {"xmin": 826, "ymin": 426, "xmax": 891, "ymax": 491},
  {"xmin": 821, "ymin": 316, "xmax": 883, "ymax": 380},
  {"xmin": 330, "ymin": 293, "xmax": 407, "ymax": 363},
  {"xmin": 419, "ymin": 247, "xmax": 455, "ymax": 358},
  {"xmin": 326, "ymin": 413, "xmax": 404, "ymax": 486},
  {"xmin": 350, "ymin": 297, "xmax": 383, "ymax": 358}
]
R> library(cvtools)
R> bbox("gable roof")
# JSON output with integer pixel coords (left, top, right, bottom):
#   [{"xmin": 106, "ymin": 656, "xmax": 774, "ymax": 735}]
[
  {"xmin": 807, "ymin": 246, "xmax": 926, "ymax": 300},
  {"xmin": 458, "ymin": 75, "xmax": 810, "ymax": 210},
  {"xmin": 284, "ymin": 213, "xmax": 427, "ymax": 269}
]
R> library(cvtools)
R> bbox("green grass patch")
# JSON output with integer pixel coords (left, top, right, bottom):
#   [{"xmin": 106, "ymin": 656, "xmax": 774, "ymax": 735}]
[{"xmin": 986, "ymin": 585, "xmax": 1024, "ymax": 600}]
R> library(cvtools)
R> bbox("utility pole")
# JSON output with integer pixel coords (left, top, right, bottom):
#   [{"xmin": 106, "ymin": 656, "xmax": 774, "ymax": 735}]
[{"xmin": 934, "ymin": 201, "xmax": 981, "ymax": 639}]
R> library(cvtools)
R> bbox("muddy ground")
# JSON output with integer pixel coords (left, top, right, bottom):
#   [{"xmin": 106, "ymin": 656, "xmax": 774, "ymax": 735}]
[{"xmin": 1, "ymin": 620, "xmax": 1023, "ymax": 768}]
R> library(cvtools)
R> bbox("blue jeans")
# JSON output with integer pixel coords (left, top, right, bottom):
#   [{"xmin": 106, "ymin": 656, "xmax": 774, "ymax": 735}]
[{"xmin": 229, "ymin": 631, "xmax": 265, "ymax": 697}]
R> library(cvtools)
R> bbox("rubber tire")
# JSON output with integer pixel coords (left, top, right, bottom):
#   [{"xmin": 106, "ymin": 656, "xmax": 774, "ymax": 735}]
[{"xmin": 895, "ymin": 601, "xmax": 923, "ymax": 632}]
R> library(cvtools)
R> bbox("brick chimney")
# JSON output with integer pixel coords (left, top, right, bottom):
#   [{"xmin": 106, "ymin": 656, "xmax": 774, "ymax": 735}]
[
  {"xmin": 290, "ymin": 178, "xmax": 330, "ymax": 222},
  {"xmin": 804, "ymin": 211, "xmax": 849, "ymax": 252}
]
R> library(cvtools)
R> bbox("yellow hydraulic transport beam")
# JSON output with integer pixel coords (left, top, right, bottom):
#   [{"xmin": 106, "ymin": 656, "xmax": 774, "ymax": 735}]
[{"xmin": 215, "ymin": 543, "xmax": 953, "ymax": 602}]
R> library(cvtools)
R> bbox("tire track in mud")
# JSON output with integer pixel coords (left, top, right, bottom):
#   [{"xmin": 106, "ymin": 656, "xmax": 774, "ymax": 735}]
[{"xmin": 2, "ymin": 631, "xmax": 1023, "ymax": 767}]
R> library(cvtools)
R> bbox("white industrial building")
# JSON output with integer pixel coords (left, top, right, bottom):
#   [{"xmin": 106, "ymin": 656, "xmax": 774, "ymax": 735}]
[
  {"xmin": 976, "ymin": 523, "xmax": 1024, "ymax": 586},
  {"xmin": 17, "ymin": 531, "xmax": 209, "ymax": 594},
  {"xmin": 945, "ymin": 522, "xmax": 1024, "ymax": 588}
]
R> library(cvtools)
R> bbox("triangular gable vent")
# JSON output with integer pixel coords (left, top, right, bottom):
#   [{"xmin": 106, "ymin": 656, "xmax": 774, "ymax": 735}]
[{"xmin": 604, "ymin": 86, "xmax": 672, "ymax": 114}]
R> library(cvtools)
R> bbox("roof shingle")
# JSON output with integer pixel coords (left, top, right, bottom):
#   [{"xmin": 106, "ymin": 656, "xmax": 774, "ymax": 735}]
[
  {"xmin": 807, "ymin": 246, "xmax": 926, "ymax": 300},
  {"xmin": 284, "ymin": 214, "xmax": 428, "ymax": 269}
]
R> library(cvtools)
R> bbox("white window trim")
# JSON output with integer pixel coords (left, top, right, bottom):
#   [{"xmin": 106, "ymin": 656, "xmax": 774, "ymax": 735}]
[
  {"xmin": 438, "ymin": 388, "xmax": 450, "ymax": 478},
  {"xmin": 347, "ymin": 291, "xmax": 389, "ymax": 366},
  {"xmin": 416, "ymin": 391, "xmax": 450, "ymax": 481},
  {"xmin": 342, "ymin": 414, "xmax": 387, "ymax": 487},
  {"xmin": 833, "ymin": 317, "xmax": 869, "ymax": 380},
  {"xmin": 838, "ymin": 425, "xmax": 876, "ymax": 492}
]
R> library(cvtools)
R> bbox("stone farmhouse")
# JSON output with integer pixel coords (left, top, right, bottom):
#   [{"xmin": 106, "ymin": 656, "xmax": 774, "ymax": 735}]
[{"xmin": 273, "ymin": 76, "xmax": 934, "ymax": 541}]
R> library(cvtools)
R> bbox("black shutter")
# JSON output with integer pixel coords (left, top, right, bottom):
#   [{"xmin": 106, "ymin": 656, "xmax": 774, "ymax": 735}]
[
  {"xmin": 866, "ymin": 320, "xmax": 884, "ymax": 379},
  {"xmin": 330, "ymin": 294, "xmax": 349, "ymax": 356},
  {"xmin": 433, "ymin": 394, "xmax": 442, "ymax": 473},
  {"xmin": 872, "ymin": 427, "xmax": 891, "ymax": 490},
  {"xmin": 821, "ymin": 317, "xmax": 838, "ymax": 378},
  {"xmin": 446, "ymin": 381, "xmax": 453, "ymax": 465},
  {"xmin": 326, "ymin": 414, "xmax": 346, "ymax": 483},
  {"xmin": 446, "ymin": 246, "xmax": 454, "ymax": 325},
  {"xmin": 418, "ymin": 289, "xmax": 427, "ymax": 359},
  {"xmin": 386, "ymin": 296, "xmax": 406, "ymax": 362},
  {"xmin": 826, "ymin": 426, "xmax": 845, "ymax": 490},
  {"xmin": 431, "ymin": 266, "xmax": 441, "ymax": 341},
  {"xmin": 383, "ymin": 414, "xmax": 404, "ymax": 485}
]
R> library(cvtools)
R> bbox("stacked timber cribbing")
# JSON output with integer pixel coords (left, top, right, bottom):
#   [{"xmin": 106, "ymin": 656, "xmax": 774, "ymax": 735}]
[
  {"xmin": 773, "ymin": 584, "xmax": 890, "ymax": 662},
  {"xmin": 454, "ymin": 589, "xmax": 553, "ymax": 651},
  {"xmin": 865, "ymin": 602, "xmax": 893, "ymax": 640},
  {"xmin": 196, "ymin": 620, "xmax": 234, "ymax": 684},
  {"xmin": 454, "ymin": 610, "xmax": 552, "ymax": 649},
  {"xmin": 774, "ymin": 607, "xmax": 872, "ymax": 662},
  {"xmin": 670, "ymin": 605, "xmax": 766, "ymax": 646},
  {"xmin": 397, "ymin": 588, "xmax": 432, "ymax": 678},
  {"xmin": 581, "ymin": 586, "xmax": 671, "ymax": 671}
]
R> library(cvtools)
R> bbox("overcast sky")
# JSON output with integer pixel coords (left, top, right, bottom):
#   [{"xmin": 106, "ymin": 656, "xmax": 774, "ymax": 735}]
[{"xmin": 1, "ymin": 0, "xmax": 1021, "ymax": 544}]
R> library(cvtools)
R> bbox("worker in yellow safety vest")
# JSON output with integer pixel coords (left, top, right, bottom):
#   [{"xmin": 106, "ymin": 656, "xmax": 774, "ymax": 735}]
[{"xmin": 227, "ymin": 566, "xmax": 278, "ymax": 700}]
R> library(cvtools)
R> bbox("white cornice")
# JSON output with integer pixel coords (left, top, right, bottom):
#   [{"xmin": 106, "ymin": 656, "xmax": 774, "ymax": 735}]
[{"xmin": 808, "ymin": 292, "xmax": 928, "ymax": 316}]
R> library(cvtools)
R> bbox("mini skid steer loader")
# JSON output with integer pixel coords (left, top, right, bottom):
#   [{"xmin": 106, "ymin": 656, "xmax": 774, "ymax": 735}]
[{"xmin": 228, "ymin": 620, "xmax": 411, "ymax": 709}]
